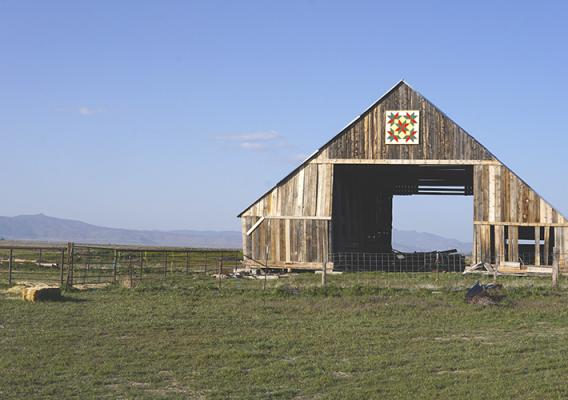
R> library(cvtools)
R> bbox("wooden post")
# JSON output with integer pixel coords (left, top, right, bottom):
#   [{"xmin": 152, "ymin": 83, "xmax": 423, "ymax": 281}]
[
  {"xmin": 321, "ymin": 260, "xmax": 327, "ymax": 288},
  {"xmin": 59, "ymin": 249, "xmax": 65, "ymax": 286},
  {"xmin": 163, "ymin": 252, "xmax": 168, "ymax": 278},
  {"xmin": 235, "ymin": 250, "xmax": 239, "ymax": 274},
  {"xmin": 552, "ymin": 247, "xmax": 559, "ymax": 288},
  {"xmin": 534, "ymin": 227, "xmax": 541, "ymax": 267},
  {"xmin": 66, "ymin": 242, "xmax": 74, "ymax": 287},
  {"xmin": 204, "ymin": 252, "xmax": 208, "ymax": 275},
  {"xmin": 544, "ymin": 227, "xmax": 550, "ymax": 265},
  {"xmin": 139, "ymin": 251, "xmax": 144, "ymax": 279},
  {"xmin": 263, "ymin": 245, "xmax": 269, "ymax": 291},
  {"xmin": 128, "ymin": 254, "xmax": 134, "ymax": 288},
  {"xmin": 218, "ymin": 258, "xmax": 223, "ymax": 289},
  {"xmin": 185, "ymin": 251, "xmax": 190, "ymax": 274},
  {"xmin": 8, "ymin": 248, "xmax": 13, "ymax": 286},
  {"xmin": 495, "ymin": 225, "xmax": 504, "ymax": 270},
  {"xmin": 84, "ymin": 248, "xmax": 91, "ymax": 283},
  {"xmin": 112, "ymin": 249, "xmax": 118, "ymax": 283},
  {"xmin": 435, "ymin": 252, "xmax": 440, "ymax": 282}
]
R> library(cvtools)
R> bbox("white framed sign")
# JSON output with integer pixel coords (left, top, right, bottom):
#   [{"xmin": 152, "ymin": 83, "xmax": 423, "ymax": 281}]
[{"xmin": 385, "ymin": 110, "xmax": 420, "ymax": 144}]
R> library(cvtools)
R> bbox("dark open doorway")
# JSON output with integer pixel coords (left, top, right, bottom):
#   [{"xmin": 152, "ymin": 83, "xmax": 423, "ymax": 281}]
[{"xmin": 331, "ymin": 164, "xmax": 474, "ymax": 254}]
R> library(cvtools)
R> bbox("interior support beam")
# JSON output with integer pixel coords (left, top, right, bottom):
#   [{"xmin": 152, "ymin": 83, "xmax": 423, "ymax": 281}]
[
  {"xmin": 246, "ymin": 217, "xmax": 265, "ymax": 236},
  {"xmin": 313, "ymin": 159, "xmax": 500, "ymax": 165},
  {"xmin": 474, "ymin": 221, "xmax": 568, "ymax": 227}
]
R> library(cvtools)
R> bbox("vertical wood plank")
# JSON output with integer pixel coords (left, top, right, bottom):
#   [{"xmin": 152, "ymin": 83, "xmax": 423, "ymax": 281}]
[
  {"xmin": 535, "ymin": 226, "xmax": 541, "ymax": 266},
  {"xmin": 544, "ymin": 226, "xmax": 550, "ymax": 265},
  {"xmin": 295, "ymin": 167, "xmax": 305, "ymax": 216},
  {"xmin": 495, "ymin": 225, "xmax": 503, "ymax": 268},
  {"xmin": 285, "ymin": 219, "xmax": 291, "ymax": 263},
  {"xmin": 488, "ymin": 165, "xmax": 495, "ymax": 222}
]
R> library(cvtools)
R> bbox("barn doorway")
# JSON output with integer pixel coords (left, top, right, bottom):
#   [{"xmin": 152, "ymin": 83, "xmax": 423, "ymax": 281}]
[
  {"xmin": 392, "ymin": 195, "xmax": 472, "ymax": 252},
  {"xmin": 331, "ymin": 164, "xmax": 473, "ymax": 270}
]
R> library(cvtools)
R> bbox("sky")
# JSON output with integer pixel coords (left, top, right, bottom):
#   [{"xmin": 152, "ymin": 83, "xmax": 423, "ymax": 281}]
[{"xmin": 1, "ymin": 0, "xmax": 567, "ymax": 242}]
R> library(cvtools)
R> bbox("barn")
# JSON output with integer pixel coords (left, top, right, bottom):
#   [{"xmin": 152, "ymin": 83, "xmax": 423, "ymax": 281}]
[{"xmin": 238, "ymin": 81, "xmax": 568, "ymax": 273}]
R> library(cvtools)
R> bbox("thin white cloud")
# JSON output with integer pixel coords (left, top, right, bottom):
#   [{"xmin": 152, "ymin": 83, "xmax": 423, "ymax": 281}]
[
  {"xmin": 78, "ymin": 106, "xmax": 101, "ymax": 116},
  {"xmin": 216, "ymin": 131, "xmax": 281, "ymax": 152},
  {"xmin": 217, "ymin": 131, "xmax": 280, "ymax": 142},
  {"xmin": 215, "ymin": 130, "xmax": 310, "ymax": 161},
  {"xmin": 240, "ymin": 142, "xmax": 268, "ymax": 151}
]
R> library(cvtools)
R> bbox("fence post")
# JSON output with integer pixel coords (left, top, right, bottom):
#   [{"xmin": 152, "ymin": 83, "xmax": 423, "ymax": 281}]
[
  {"xmin": 185, "ymin": 251, "xmax": 190, "ymax": 274},
  {"xmin": 204, "ymin": 252, "xmax": 208, "ymax": 275},
  {"xmin": 163, "ymin": 252, "xmax": 168, "ymax": 278},
  {"xmin": 128, "ymin": 255, "xmax": 133, "ymax": 288},
  {"xmin": 139, "ymin": 251, "xmax": 144, "ymax": 280},
  {"xmin": 59, "ymin": 249, "xmax": 65, "ymax": 286},
  {"xmin": 552, "ymin": 247, "xmax": 559, "ymax": 288},
  {"xmin": 263, "ymin": 245, "xmax": 269, "ymax": 291},
  {"xmin": 321, "ymin": 259, "xmax": 327, "ymax": 289},
  {"xmin": 112, "ymin": 249, "xmax": 118, "ymax": 283},
  {"xmin": 8, "ymin": 248, "xmax": 13, "ymax": 286},
  {"xmin": 66, "ymin": 242, "xmax": 74, "ymax": 287},
  {"xmin": 218, "ymin": 258, "xmax": 223, "ymax": 289},
  {"xmin": 435, "ymin": 252, "xmax": 440, "ymax": 282}
]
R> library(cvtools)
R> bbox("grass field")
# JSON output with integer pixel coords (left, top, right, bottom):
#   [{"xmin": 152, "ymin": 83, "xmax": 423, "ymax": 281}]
[{"xmin": 2, "ymin": 275, "xmax": 568, "ymax": 399}]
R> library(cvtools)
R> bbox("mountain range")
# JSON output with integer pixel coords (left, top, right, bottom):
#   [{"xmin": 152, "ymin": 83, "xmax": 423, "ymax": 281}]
[{"xmin": 0, "ymin": 214, "xmax": 471, "ymax": 253}]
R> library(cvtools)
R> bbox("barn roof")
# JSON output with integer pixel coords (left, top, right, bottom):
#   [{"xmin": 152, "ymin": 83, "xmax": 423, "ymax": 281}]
[{"xmin": 238, "ymin": 81, "xmax": 564, "ymax": 220}]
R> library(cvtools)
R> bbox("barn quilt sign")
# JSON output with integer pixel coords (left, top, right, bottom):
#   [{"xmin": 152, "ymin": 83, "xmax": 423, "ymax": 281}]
[{"xmin": 385, "ymin": 110, "xmax": 420, "ymax": 144}]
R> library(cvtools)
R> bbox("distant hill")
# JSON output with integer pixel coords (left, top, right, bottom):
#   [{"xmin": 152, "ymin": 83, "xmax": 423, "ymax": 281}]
[
  {"xmin": 0, "ymin": 214, "xmax": 241, "ymax": 248},
  {"xmin": 392, "ymin": 229, "xmax": 471, "ymax": 254},
  {"xmin": 0, "ymin": 214, "xmax": 471, "ymax": 253}
]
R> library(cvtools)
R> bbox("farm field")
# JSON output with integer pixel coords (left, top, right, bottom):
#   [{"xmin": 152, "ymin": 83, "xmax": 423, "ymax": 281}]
[{"xmin": 2, "ymin": 275, "xmax": 568, "ymax": 399}]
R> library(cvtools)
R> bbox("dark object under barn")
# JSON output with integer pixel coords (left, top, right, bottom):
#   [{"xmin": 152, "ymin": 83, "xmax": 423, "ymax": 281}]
[{"xmin": 239, "ymin": 81, "xmax": 568, "ymax": 274}]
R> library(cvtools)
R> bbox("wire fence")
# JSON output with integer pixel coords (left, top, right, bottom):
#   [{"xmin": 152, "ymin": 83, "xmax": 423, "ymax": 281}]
[
  {"xmin": 0, "ymin": 243, "xmax": 241, "ymax": 287},
  {"xmin": 330, "ymin": 251, "xmax": 466, "ymax": 272},
  {"xmin": 0, "ymin": 244, "xmax": 563, "ymax": 291},
  {"xmin": 207, "ymin": 250, "xmax": 563, "ymax": 292}
]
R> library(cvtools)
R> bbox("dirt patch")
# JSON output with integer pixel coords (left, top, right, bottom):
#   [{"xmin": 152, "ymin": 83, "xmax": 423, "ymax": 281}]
[{"xmin": 331, "ymin": 371, "xmax": 352, "ymax": 379}]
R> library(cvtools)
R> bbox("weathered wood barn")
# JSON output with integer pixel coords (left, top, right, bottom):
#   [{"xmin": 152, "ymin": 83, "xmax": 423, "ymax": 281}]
[{"xmin": 238, "ymin": 81, "xmax": 568, "ymax": 273}]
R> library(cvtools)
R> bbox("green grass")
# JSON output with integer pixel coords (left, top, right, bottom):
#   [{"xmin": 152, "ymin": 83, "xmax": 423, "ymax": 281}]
[{"xmin": 2, "ymin": 275, "xmax": 568, "ymax": 399}]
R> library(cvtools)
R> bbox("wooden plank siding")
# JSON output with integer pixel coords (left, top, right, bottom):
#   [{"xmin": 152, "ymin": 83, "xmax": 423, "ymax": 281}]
[
  {"xmin": 318, "ymin": 84, "xmax": 496, "ymax": 162},
  {"xmin": 239, "ymin": 81, "xmax": 568, "ymax": 270},
  {"xmin": 242, "ymin": 217, "xmax": 329, "ymax": 266},
  {"xmin": 471, "ymin": 163, "xmax": 568, "ymax": 270},
  {"xmin": 241, "ymin": 163, "xmax": 333, "ymax": 219},
  {"xmin": 473, "ymin": 164, "xmax": 566, "ymax": 225}
]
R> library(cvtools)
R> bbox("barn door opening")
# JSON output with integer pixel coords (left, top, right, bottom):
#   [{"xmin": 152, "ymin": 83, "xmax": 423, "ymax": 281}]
[
  {"xmin": 331, "ymin": 165, "xmax": 393, "ymax": 253},
  {"xmin": 392, "ymin": 195, "xmax": 473, "ymax": 253},
  {"xmin": 331, "ymin": 164, "xmax": 473, "ymax": 255}
]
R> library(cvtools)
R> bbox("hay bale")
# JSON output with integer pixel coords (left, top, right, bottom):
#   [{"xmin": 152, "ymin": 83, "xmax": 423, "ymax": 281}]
[
  {"xmin": 20, "ymin": 286, "xmax": 61, "ymax": 302},
  {"xmin": 5, "ymin": 285, "xmax": 27, "ymax": 296}
]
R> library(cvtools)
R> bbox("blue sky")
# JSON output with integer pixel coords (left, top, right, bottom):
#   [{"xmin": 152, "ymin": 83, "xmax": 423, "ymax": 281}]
[{"xmin": 1, "ymin": 0, "xmax": 567, "ymax": 241}]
